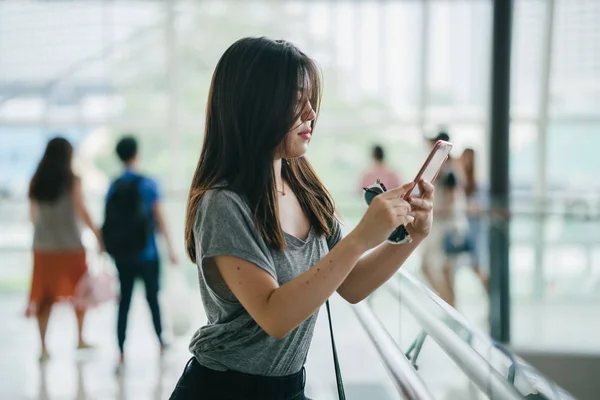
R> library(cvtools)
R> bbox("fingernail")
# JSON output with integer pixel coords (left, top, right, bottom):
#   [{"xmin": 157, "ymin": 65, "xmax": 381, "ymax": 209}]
[{"xmin": 407, "ymin": 216, "xmax": 415, "ymax": 223}]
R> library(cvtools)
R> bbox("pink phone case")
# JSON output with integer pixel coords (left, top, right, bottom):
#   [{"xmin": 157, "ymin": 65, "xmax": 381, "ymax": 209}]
[{"xmin": 403, "ymin": 140, "xmax": 453, "ymax": 200}]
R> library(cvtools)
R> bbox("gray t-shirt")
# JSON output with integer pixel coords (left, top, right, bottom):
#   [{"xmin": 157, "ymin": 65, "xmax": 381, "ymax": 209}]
[
  {"xmin": 33, "ymin": 190, "xmax": 83, "ymax": 250},
  {"xmin": 189, "ymin": 188, "xmax": 342, "ymax": 376}
]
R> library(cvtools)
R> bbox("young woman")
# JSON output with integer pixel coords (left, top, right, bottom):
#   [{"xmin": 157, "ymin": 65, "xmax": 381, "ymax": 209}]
[
  {"xmin": 420, "ymin": 132, "xmax": 469, "ymax": 308},
  {"xmin": 460, "ymin": 148, "xmax": 489, "ymax": 291},
  {"xmin": 26, "ymin": 137, "xmax": 103, "ymax": 361},
  {"xmin": 170, "ymin": 37, "xmax": 434, "ymax": 400}
]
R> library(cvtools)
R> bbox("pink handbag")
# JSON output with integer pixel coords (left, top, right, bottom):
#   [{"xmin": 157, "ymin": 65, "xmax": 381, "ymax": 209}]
[{"xmin": 75, "ymin": 256, "xmax": 117, "ymax": 309}]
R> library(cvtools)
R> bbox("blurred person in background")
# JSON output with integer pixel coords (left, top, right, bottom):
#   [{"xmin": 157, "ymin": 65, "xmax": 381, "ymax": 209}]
[
  {"xmin": 171, "ymin": 37, "xmax": 434, "ymax": 400},
  {"xmin": 420, "ymin": 131, "xmax": 469, "ymax": 307},
  {"xmin": 460, "ymin": 148, "xmax": 489, "ymax": 291},
  {"xmin": 26, "ymin": 136, "xmax": 103, "ymax": 362},
  {"xmin": 102, "ymin": 135, "xmax": 178, "ymax": 372},
  {"xmin": 359, "ymin": 144, "xmax": 402, "ymax": 191}
]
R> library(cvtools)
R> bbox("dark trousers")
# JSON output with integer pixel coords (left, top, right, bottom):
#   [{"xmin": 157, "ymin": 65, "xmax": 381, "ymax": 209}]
[
  {"xmin": 169, "ymin": 358, "xmax": 308, "ymax": 400},
  {"xmin": 115, "ymin": 258, "xmax": 163, "ymax": 353}
]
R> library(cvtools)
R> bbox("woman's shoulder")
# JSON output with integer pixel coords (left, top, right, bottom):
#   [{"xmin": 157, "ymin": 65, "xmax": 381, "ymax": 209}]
[
  {"xmin": 197, "ymin": 187, "xmax": 252, "ymax": 224},
  {"xmin": 193, "ymin": 187, "xmax": 266, "ymax": 257},
  {"xmin": 201, "ymin": 186, "xmax": 245, "ymax": 207}
]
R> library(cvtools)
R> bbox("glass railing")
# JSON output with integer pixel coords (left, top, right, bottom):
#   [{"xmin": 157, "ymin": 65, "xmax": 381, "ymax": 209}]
[
  {"xmin": 352, "ymin": 300, "xmax": 433, "ymax": 399},
  {"xmin": 365, "ymin": 271, "xmax": 576, "ymax": 399}
]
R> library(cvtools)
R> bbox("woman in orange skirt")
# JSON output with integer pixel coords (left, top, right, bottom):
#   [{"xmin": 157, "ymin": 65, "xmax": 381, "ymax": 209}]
[{"xmin": 26, "ymin": 137, "xmax": 104, "ymax": 362}]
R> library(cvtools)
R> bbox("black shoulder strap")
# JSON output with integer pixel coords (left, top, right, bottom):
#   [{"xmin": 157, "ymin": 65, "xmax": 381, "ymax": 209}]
[{"xmin": 325, "ymin": 299, "xmax": 346, "ymax": 400}]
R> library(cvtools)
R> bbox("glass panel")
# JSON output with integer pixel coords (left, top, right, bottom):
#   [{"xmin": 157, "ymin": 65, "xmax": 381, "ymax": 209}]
[
  {"xmin": 510, "ymin": 121, "xmax": 600, "ymax": 352},
  {"xmin": 546, "ymin": 121, "xmax": 600, "ymax": 192},
  {"xmin": 550, "ymin": 0, "xmax": 600, "ymax": 118},
  {"xmin": 425, "ymin": 0, "xmax": 492, "ymax": 121},
  {"xmin": 510, "ymin": 0, "xmax": 547, "ymax": 119},
  {"xmin": 509, "ymin": 121, "xmax": 538, "ymax": 196},
  {"xmin": 384, "ymin": 2, "xmax": 422, "ymax": 119}
]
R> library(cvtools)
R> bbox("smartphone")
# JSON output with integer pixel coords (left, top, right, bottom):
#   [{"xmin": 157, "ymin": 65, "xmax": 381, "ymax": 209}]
[{"xmin": 404, "ymin": 140, "xmax": 453, "ymax": 199}]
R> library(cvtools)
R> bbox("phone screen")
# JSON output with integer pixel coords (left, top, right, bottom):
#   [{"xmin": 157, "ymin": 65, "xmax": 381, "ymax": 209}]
[{"xmin": 406, "ymin": 141, "xmax": 453, "ymax": 198}]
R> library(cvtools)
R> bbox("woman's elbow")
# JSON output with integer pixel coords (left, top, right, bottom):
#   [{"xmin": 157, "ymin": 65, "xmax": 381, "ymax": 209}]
[
  {"xmin": 344, "ymin": 294, "xmax": 365, "ymax": 305},
  {"xmin": 255, "ymin": 312, "xmax": 293, "ymax": 339},
  {"xmin": 337, "ymin": 287, "xmax": 365, "ymax": 305}
]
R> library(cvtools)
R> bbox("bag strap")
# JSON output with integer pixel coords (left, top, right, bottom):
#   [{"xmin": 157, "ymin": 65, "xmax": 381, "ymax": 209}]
[{"xmin": 325, "ymin": 299, "xmax": 346, "ymax": 400}]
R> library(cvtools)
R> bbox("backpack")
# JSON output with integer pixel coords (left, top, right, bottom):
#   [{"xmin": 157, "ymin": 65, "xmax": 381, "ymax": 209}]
[{"xmin": 102, "ymin": 176, "xmax": 152, "ymax": 259}]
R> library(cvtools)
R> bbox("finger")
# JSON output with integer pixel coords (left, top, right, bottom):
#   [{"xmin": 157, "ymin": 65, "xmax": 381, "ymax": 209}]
[
  {"xmin": 388, "ymin": 197, "xmax": 411, "ymax": 207},
  {"xmin": 398, "ymin": 215, "xmax": 415, "ymax": 225},
  {"xmin": 382, "ymin": 181, "xmax": 416, "ymax": 199},
  {"xmin": 388, "ymin": 200, "xmax": 411, "ymax": 212},
  {"xmin": 409, "ymin": 211, "xmax": 431, "ymax": 221},
  {"xmin": 407, "ymin": 197, "xmax": 433, "ymax": 211},
  {"xmin": 419, "ymin": 179, "xmax": 435, "ymax": 199},
  {"xmin": 391, "ymin": 213, "xmax": 414, "ymax": 224}
]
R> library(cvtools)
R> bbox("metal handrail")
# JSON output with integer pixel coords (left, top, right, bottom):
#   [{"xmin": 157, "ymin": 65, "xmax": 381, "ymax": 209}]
[
  {"xmin": 398, "ymin": 271, "xmax": 490, "ymax": 344},
  {"xmin": 352, "ymin": 301, "xmax": 434, "ymax": 400},
  {"xmin": 394, "ymin": 271, "xmax": 575, "ymax": 400},
  {"xmin": 386, "ymin": 276, "xmax": 523, "ymax": 400}
]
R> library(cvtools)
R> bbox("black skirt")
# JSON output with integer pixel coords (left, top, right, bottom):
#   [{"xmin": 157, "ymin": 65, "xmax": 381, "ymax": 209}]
[{"xmin": 169, "ymin": 357, "xmax": 309, "ymax": 400}]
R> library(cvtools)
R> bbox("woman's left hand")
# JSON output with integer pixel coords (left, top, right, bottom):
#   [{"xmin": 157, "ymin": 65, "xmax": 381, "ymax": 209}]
[
  {"xmin": 406, "ymin": 180, "xmax": 434, "ymax": 241},
  {"xmin": 94, "ymin": 227, "xmax": 105, "ymax": 254}
]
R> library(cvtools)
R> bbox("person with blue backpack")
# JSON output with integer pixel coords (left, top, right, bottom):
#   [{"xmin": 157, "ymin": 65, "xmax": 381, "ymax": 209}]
[{"xmin": 102, "ymin": 135, "xmax": 178, "ymax": 371}]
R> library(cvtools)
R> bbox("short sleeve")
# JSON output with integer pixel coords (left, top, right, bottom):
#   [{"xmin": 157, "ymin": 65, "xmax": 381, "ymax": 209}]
[
  {"xmin": 144, "ymin": 178, "xmax": 160, "ymax": 204},
  {"xmin": 194, "ymin": 189, "xmax": 275, "ymax": 278},
  {"xmin": 326, "ymin": 219, "xmax": 343, "ymax": 250}
]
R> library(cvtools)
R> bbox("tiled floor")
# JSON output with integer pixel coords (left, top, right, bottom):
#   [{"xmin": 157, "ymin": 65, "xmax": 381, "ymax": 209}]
[
  {"xmin": 0, "ymin": 288, "xmax": 404, "ymax": 400},
  {"xmin": 1, "ymin": 292, "xmax": 190, "ymax": 399}
]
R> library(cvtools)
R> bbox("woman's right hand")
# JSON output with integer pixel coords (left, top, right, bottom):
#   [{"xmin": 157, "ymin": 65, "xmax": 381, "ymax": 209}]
[{"xmin": 352, "ymin": 182, "xmax": 415, "ymax": 251}]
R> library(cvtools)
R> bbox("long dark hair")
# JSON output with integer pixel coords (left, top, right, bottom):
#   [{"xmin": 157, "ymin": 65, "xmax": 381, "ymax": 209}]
[
  {"xmin": 185, "ymin": 37, "xmax": 337, "ymax": 262},
  {"xmin": 462, "ymin": 148, "xmax": 477, "ymax": 197},
  {"xmin": 29, "ymin": 137, "xmax": 75, "ymax": 202}
]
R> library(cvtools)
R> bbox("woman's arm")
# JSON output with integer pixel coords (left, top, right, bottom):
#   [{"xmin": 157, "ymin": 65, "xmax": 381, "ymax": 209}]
[
  {"xmin": 73, "ymin": 179, "xmax": 95, "ymax": 230},
  {"xmin": 73, "ymin": 179, "xmax": 103, "ymax": 250},
  {"xmin": 336, "ymin": 238, "xmax": 423, "ymax": 304},
  {"xmin": 336, "ymin": 180, "xmax": 434, "ymax": 304},
  {"xmin": 215, "ymin": 233, "xmax": 365, "ymax": 339},
  {"xmin": 215, "ymin": 184, "xmax": 413, "ymax": 339},
  {"xmin": 29, "ymin": 200, "xmax": 37, "ymax": 224}
]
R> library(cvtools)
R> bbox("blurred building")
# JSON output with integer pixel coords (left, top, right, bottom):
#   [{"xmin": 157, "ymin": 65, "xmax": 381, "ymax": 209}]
[{"xmin": 0, "ymin": 1, "xmax": 599, "ymax": 399}]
